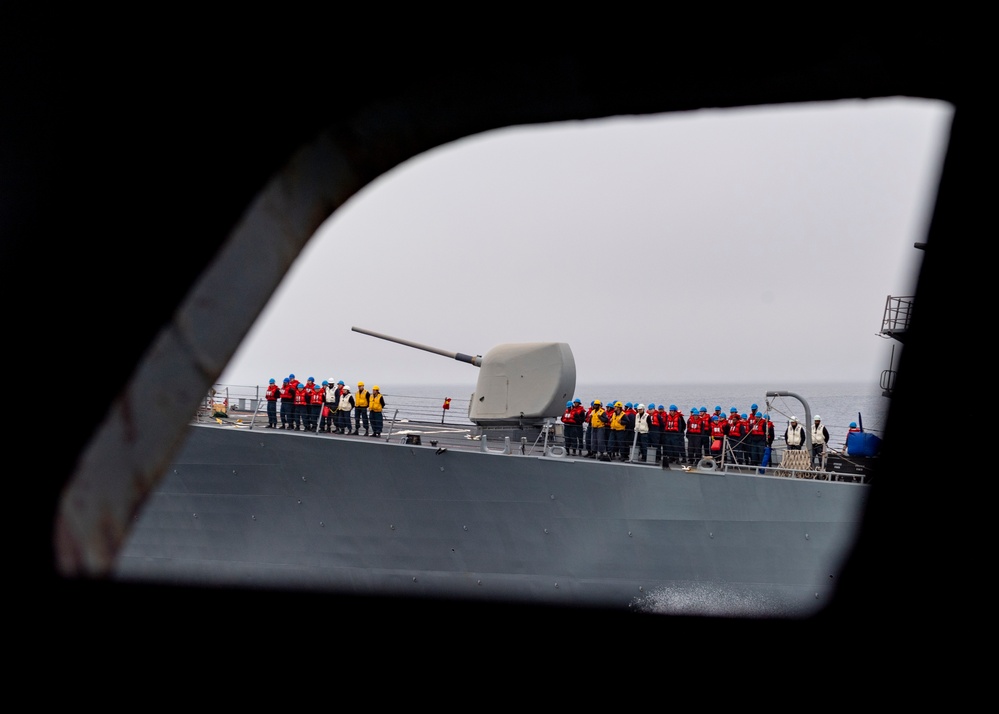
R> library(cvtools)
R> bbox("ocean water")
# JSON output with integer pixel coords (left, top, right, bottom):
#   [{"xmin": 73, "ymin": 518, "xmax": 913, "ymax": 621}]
[{"xmin": 379, "ymin": 380, "xmax": 889, "ymax": 451}]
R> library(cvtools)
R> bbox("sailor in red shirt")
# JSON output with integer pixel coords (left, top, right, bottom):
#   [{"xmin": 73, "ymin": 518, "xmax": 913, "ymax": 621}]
[
  {"xmin": 304, "ymin": 378, "xmax": 320, "ymax": 431},
  {"xmin": 709, "ymin": 415, "xmax": 729, "ymax": 456},
  {"xmin": 560, "ymin": 398, "xmax": 585, "ymax": 455},
  {"xmin": 662, "ymin": 405, "xmax": 686, "ymax": 465},
  {"xmin": 685, "ymin": 407, "xmax": 705, "ymax": 464},
  {"xmin": 646, "ymin": 404, "xmax": 663, "ymax": 463},
  {"xmin": 727, "ymin": 409, "xmax": 747, "ymax": 463},
  {"xmin": 583, "ymin": 400, "xmax": 598, "ymax": 457},
  {"xmin": 264, "ymin": 378, "xmax": 280, "ymax": 428},
  {"xmin": 843, "ymin": 421, "xmax": 863, "ymax": 453},
  {"xmin": 279, "ymin": 377, "xmax": 294, "ymax": 429},
  {"xmin": 655, "ymin": 405, "xmax": 669, "ymax": 463},
  {"xmin": 747, "ymin": 411, "xmax": 771, "ymax": 466},
  {"xmin": 292, "ymin": 382, "xmax": 308, "ymax": 431}
]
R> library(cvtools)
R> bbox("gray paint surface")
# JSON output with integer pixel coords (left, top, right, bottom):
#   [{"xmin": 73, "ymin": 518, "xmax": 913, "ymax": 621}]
[{"xmin": 116, "ymin": 423, "xmax": 869, "ymax": 616}]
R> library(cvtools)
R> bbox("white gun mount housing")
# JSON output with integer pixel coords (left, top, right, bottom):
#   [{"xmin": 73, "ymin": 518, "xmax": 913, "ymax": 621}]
[{"xmin": 352, "ymin": 327, "xmax": 576, "ymax": 427}]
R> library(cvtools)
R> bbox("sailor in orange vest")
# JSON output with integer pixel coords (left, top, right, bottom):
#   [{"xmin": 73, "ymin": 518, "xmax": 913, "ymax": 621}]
[
  {"xmin": 353, "ymin": 381, "xmax": 370, "ymax": 435},
  {"xmin": 697, "ymin": 407, "xmax": 710, "ymax": 459},
  {"xmin": 685, "ymin": 407, "xmax": 705, "ymax": 463},
  {"xmin": 747, "ymin": 411, "xmax": 770, "ymax": 466},
  {"xmin": 305, "ymin": 377, "xmax": 320, "ymax": 432},
  {"xmin": 570, "ymin": 399, "xmax": 586, "ymax": 455},
  {"xmin": 662, "ymin": 405, "xmax": 686, "ymax": 465},
  {"xmin": 292, "ymin": 382, "xmax": 308, "ymax": 431},
  {"xmin": 264, "ymin": 378, "xmax": 280, "ymax": 428},
  {"xmin": 561, "ymin": 399, "xmax": 584, "ymax": 455},
  {"xmin": 709, "ymin": 414, "xmax": 729, "ymax": 455},
  {"xmin": 368, "ymin": 385, "xmax": 386, "ymax": 437},
  {"xmin": 656, "ymin": 405, "xmax": 671, "ymax": 462},
  {"xmin": 645, "ymin": 404, "xmax": 662, "ymax": 463},
  {"xmin": 741, "ymin": 413, "xmax": 753, "ymax": 461},
  {"xmin": 279, "ymin": 377, "xmax": 294, "ymax": 429}
]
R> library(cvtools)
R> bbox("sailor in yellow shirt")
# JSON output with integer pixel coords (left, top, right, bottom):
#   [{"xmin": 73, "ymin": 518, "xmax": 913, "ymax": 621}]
[
  {"xmin": 353, "ymin": 381, "xmax": 371, "ymax": 435},
  {"xmin": 609, "ymin": 402, "xmax": 629, "ymax": 461},
  {"xmin": 368, "ymin": 385, "xmax": 386, "ymax": 437},
  {"xmin": 587, "ymin": 400, "xmax": 610, "ymax": 461}
]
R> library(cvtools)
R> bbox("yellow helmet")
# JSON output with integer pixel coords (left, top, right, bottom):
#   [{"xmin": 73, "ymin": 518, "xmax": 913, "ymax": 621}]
[
  {"xmin": 357, "ymin": 381, "xmax": 364, "ymax": 386},
  {"xmin": 373, "ymin": 385, "xmax": 380, "ymax": 390},
  {"xmin": 615, "ymin": 401, "xmax": 623, "ymax": 408}
]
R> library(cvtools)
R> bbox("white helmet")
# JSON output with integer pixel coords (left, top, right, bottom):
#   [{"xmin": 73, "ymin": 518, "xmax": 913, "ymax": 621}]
[{"xmin": 637, "ymin": 404, "xmax": 646, "ymax": 410}]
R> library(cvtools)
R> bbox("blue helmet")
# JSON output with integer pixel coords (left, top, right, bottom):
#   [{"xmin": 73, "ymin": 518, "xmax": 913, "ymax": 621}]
[
  {"xmin": 297, "ymin": 383, "xmax": 304, "ymax": 389},
  {"xmin": 691, "ymin": 408, "xmax": 698, "ymax": 413},
  {"xmin": 669, "ymin": 404, "xmax": 677, "ymax": 411},
  {"xmin": 730, "ymin": 407, "xmax": 738, "ymax": 413},
  {"xmin": 566, "ymin": 401, "xmax": 573, "ymax": 408},
  {"xmin": 308, "ymin": 376, "xmax": 314, "ymax": 382},
  {"xmin": 289, "ymin": 374, "xmax": 295, "ymax": 379},
  {"xmin": 751, "ymin": 403, "xmax": 758, "ymax": 410},
  {"xmin": 711, "ymin": 415, "xmax": 719, "ymax": 422},
  {"xmin": 714, "ymin": 406, "xmax": 722, "ymax": 412},
  {"xmin": 283, "ymin": 378, "xmax": 290, "ymax": 383},
  {"xmin": 624, "ymin": 402, "xmax": 633, "ymax": 409},
  {"xmin": 850, "ymin": 421, "xmax": 857, "ymax": 428},
  {"xmin": 700, "ymin": 407, "xmax": 708, "ymax": 413},
  {"xmin": 322, "ymin": 380, "xmax": 329, "ymax": 386},
  {"xmin": 648, "ymin": 403, "xmax": 656, "ymax": 410},
  {"xmin": 763, "ymin": 413, "xmax": 769, "ymax": 419},
  {"xmin": 269, "ymin": 378, "xmax": 275, "ymax": 384},
  {"xmin": 337, "ymin": 380, "xmax": 344, "ymax": 385},
  {"xmin": 741, "ymin": 413, "xmax": 748, "ymax": 420},
  {"xmin": 573, "ymin": 398, "xmax": 582, "ymax": 404}
]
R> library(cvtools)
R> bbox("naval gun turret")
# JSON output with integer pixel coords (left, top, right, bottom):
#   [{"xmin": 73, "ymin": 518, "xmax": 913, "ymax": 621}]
[{"xmin": 352, "ymin": 327, "xmax": 576, "ymax": 429}]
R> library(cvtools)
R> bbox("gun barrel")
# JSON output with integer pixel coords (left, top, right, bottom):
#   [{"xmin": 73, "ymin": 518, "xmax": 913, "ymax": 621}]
[{"xmin": 352, "ymin": 326, "xmax": 481, "ymax": 366}]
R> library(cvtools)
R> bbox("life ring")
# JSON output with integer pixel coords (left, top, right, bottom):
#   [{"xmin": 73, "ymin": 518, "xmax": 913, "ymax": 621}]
[
  {"xmin": 696, "ymin": 457, "xmax": 717, "ymax": 471},
  {"xmin": 547, "ymin": 446, "xmax": 567, "ymax": 458}
]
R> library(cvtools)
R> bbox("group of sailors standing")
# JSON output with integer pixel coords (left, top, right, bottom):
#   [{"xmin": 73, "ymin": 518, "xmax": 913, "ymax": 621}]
[
  {"xmin": 561, "ymin": 401, "xmax": 786, "ymax": 465},
  {"xmin": 264, "ymin": 374, "xmax": 386, "ymax": 437}
]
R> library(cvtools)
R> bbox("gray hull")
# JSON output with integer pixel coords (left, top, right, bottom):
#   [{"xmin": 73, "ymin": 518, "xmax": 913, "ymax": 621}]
[{"xmin": 116, "ymin": 424, "xmax": 870, "ymax": 616}]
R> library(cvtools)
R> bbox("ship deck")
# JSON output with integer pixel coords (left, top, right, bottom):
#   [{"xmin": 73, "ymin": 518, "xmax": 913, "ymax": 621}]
[{"xmin": 203, "ymin": 405, "xmax": 872, "ymax": 484}]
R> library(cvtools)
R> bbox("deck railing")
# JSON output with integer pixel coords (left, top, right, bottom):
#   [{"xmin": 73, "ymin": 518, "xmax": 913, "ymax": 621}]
[
  {"xmin": 196, "ymin": 387, "xmax": 871, "ymax": 484},
  {"xmin": 880, "ymin": 295, "xmax": 914, "ymax": 339}
]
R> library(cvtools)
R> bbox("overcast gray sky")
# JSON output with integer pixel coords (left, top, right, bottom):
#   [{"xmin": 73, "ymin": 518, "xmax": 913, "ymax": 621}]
[{"xmin": 219, "ymin": 97, "xmax": 952, "ymax": 388}]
